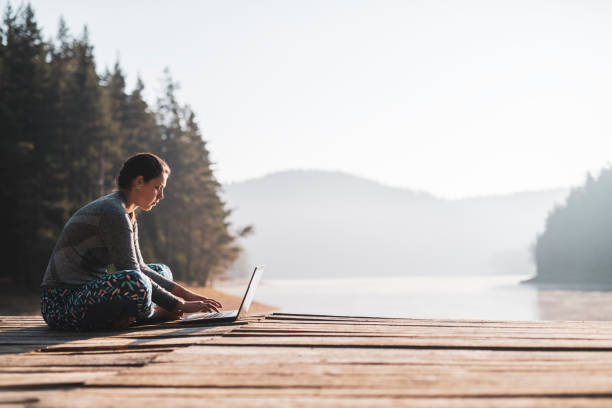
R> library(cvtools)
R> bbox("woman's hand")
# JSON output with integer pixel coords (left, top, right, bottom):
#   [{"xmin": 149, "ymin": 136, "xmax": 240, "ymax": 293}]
[
  {"xmin": 185, "ymin": 294, "xmax": 222, "ymax": 310},
  {"xmin": 171, "ymin": 283, "xmax": 223, "ymax": 312},
  {"xmin": 150, "ymin": 283, "xmax": 223, "ymax": 321},
  {"xmin": 176, "ymin": 299, "xmax": 221, "ymax": 314}
]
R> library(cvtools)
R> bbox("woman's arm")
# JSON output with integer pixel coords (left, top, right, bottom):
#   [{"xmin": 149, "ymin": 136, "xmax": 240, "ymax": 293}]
[
  {"xmin": 131, "ymin": 219, "xmax": 222, "ymax": 317},
  {"xmin": 99, "ymin": 209, "xmax": 180, "ymax": 312}
]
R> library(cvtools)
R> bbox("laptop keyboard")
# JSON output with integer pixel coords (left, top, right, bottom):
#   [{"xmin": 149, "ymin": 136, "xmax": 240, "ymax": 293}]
[
  {"xmin": 201, "ymin": 310, "xmax": 236, "ymax": 319},
  {"xmin": 217, "ymin": 310, "xmax": 238, "ymax": 318},
  {"xmin": 182, "ymin": 310, "xmax": 239, "ymax": 322}
]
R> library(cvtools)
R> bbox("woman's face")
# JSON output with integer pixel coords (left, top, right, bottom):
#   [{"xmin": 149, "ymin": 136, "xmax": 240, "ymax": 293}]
[{"xmin": 135, "ymin": 173, "xmax": 167, "ymax": 211}]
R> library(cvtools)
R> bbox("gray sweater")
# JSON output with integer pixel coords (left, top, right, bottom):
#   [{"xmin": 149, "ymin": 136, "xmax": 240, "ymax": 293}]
[{"xmin": 41, "ymin": 191, "xmax": 180, "ymax": 311}]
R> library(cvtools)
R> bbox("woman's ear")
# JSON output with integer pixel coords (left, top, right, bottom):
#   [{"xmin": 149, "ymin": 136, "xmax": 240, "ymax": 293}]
[{"xmin": 133, "ymin": 175, "xmax": 144, "ymax": 190}]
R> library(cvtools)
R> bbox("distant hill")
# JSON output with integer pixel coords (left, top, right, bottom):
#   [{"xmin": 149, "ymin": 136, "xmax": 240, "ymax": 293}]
[{"xmin": 222, "ymin": 170, "xmax": 569, "ymax": 279}]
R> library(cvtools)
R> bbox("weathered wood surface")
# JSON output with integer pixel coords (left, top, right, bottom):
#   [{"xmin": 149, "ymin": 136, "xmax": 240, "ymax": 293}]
[{"xmin": 2, "ymin": 313, "xmax": 612, "ymax": 407}]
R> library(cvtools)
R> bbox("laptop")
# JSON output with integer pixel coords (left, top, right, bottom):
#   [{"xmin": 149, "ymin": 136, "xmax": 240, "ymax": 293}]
[{"xmin": 178, "ymin": 265, "xmax": 264, "ymax": 324}]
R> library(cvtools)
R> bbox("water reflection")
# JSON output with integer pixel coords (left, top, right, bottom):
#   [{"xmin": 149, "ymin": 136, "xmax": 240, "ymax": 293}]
[{"xmin": 536, "ymin": 286, "xmax": 612, "ymax": 321}]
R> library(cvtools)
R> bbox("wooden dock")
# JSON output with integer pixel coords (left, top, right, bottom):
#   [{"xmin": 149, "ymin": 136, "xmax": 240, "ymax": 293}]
[{"xmin": 3, "ymin": 313, "xmax": 612, "ymax": 407}]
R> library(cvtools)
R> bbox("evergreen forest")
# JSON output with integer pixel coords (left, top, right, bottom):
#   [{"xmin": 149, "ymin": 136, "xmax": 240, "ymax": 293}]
[
  {"xmin": 533, "ymin": 167, "xmax": 612, "ymax": 284},
  {"xmin": 0, "ymin": 4, "xmax": 251, "ymax": 290}
]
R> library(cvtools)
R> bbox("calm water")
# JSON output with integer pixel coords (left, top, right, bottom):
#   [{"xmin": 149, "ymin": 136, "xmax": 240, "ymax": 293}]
[{"xmin": 217, "ymin": 275, "xmax": 544, "ymax": 321}]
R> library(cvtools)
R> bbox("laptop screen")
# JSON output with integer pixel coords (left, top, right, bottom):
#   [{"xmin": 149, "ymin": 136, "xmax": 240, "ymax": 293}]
[{"xmin": 237, "ymin": 266, "xmax": 264, "ymax": 319}]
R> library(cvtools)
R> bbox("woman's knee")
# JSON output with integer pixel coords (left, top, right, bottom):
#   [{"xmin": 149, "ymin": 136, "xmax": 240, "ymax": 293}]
[
  {"xmin": 115, "ymin": 270, "xmax": 152, "ymax": 299},
  {"xmin": 147, "ymin": 263, "xmax": 173, "ymax": 281},
  {"xmin": 113, "ymin": 270, "xmax": 153, "ymax": 320}
]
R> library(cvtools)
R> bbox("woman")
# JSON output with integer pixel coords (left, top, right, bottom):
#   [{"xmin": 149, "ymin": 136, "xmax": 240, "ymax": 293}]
[{"xmin": 40, "ymin": 153, "xmax": 222, "ymax": 330}]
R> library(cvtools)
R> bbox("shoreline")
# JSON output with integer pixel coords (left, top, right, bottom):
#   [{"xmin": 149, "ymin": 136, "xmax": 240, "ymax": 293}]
[{"xmin": 521, "ymin": 277, "xmax": 612, "ymax": 291}]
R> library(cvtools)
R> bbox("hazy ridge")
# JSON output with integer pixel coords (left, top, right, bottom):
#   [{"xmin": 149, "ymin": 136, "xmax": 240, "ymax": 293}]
[{"xmin": 223, "ymin": 170, "xmax": 569, "ymax": 279}]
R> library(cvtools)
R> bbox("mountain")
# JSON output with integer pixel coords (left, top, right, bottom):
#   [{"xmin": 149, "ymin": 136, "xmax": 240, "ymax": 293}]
[{"xmin": 222, "ymin": 170, "xmax": 569, "ymax": 279}]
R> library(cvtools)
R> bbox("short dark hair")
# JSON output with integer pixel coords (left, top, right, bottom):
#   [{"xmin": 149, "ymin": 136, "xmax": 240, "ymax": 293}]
[{"xmin": 117, "ymin": 153, "xmax": 171, "ymax": 189}]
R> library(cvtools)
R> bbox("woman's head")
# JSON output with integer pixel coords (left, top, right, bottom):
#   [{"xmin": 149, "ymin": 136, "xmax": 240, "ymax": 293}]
[
  {"xmin": 117, "ymin": 153, "xmax": 170, "ymax": 189},
  {"xmin": 118, "ymin": 153, "xmax": 170, "ymax": 211}
]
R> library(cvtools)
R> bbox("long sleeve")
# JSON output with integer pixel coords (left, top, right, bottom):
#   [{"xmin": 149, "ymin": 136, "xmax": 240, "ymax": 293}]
[
  {"xmin": 99, "ymin": 208, "xmax": 180, "ymax": 311},
  {"xmin": 148, "ymin": 276, "xmax": 180, "ymax": 311},
  {"xmin": 133, "ymin": 221, "xmax": 176, "ymax": 292}
]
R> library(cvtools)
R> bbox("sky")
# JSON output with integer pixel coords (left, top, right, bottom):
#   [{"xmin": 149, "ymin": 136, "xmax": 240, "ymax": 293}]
[{"xmin": 8, "ymin": 0, "xmax": 612, "ymax": 198}]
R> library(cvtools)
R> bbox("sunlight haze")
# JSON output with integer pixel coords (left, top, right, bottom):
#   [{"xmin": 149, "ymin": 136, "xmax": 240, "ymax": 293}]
[{"xmin": 17, "ymin": 0, "xmax": 612, "ymax": 198}]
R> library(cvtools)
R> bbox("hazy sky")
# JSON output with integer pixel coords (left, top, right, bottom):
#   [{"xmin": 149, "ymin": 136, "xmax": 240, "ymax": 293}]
[{"xmin": 10, "ymin": 0, "xmax": 612, "ymax": 198}]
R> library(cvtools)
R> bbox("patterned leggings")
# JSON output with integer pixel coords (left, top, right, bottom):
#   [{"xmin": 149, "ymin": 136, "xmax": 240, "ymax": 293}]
[{"xmin": 41, "ymin": 264, "xmax": 173, "ymax": 331}]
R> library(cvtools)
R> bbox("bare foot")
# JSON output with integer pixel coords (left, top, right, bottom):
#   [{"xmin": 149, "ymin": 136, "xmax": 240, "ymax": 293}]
[
  {"xmin": 114, "ymin": 315, "xmax": 136, "ymax": 330},
  {"xmin": 152, "ymin": 305, "xmax": 183, "ymax": 321}
]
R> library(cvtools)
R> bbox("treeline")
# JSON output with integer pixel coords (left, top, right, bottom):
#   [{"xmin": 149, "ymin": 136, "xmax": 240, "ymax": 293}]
[
  {"xmin": 0, "ymin": 4, "xmax": 251, "ymax": 289},
  {"xmin": 533, "ymin": 167, "xmax": 612, "ymax": 284}
]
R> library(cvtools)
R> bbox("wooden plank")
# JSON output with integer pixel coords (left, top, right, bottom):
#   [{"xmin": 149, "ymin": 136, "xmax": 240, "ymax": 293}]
[
  {"xmin": 30, "ymin": 390, "xmax": 612, "ymax": 408},
  {"xmin": 113, "ymin": 324, "xmax": 243, "ymax": 338},
  {"xmin": 26, "ymin": 388, "xmax": 612, "ymax": 408},
  {"xmin": 241, "ymin": 321, "xmax": 612, "ymax": 333},
  {"xmin": 229, "ymin": 326, "xmax": 612, "ymax": 339},
  {"xmin": 0, "ymin": 317, "xmax": 251, "ymax": 330},
  {"xmin": 0, "ymin": 323, "xmax": 243, "ymax": 341},
  {"xmin": 0, "ymin": 323, "xmax": 244, "ymax": 337},
  {"xmin": 0, "ymin": 350, "xmax": 166, "ymax": 367},
  {"xmin": 25, "ymin": 386, "xmax": 612, "ymax": 399},
  {"xmin": 99, "ymin": 361, "xmax": 612, "ymax": 376},
  {"xmin": 0, "ymin": 337, "xmax": 97, "ymax": 345},
  {"xmin": 50, "ymin": 348, "xmax": 176, "ymax": 355},
  {"xmin": 0, "ymin": 322, "xmax": 242, "ymax": 352},
  {"xmin": 0, "ymin": 366, "xmax": 120, "ymax": 373},
  {"xmin": 154, "ymin": 345, "xmax": 612, "ymax": 365},
  {"xmin": 0, "ymin": 371, "xmax": 115, "ymax": 387},
  {"xmin": 5, "ymin": 386, "xmax": 612, "ymax": 405},
  {"xmin": 200, "ymin": 335, "xmax": 612, "ymax": 350},
  {"xmin": 0, "ymin": 346, "xmax": 47, "ymax": 355},
  {"xmin": 86, "ymin": 369, "xmax": 612, "ymax": 396},
  {"xmin": 40, "ymin": 336, "xmax": 219, "ymax": 352},
  {"xmin": 268, "ymin": 313, "xmax": 612, "ymax": 327},
  {"xmin": 266, "ymin": 314, "xmax": 612, "ymax": 328}
]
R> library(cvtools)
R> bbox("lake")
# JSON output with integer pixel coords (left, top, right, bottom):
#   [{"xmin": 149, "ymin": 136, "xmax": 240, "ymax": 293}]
[{"xmin": 216, "ymin": 274, "xmax": 612, "ymax": 321}]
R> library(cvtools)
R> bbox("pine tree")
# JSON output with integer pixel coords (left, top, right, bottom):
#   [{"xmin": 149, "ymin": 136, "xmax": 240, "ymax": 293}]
[
  {"xmin": 181, "ymin": 108, "xmax": 248, "ymax": 284},
  {"xmin": 45, "ymin": 16, "xmax": 75, "ymax": 224},
  {"xmin": 0, "ymin": 4, "xmax": 55, "ymax": 287},
  {"xmin": 123, "ymin": 76, "xmax": 161, "ymax": 155},
  {"xmin": 62, "ymin": 26, "xmax": 110, "ymax": 205},
  {"xmin": 101, "ymin": 60, "xmax": 129, "ymax": 192},
  {"xmin": 534, "ymin": 168, "xmax": 612, "ymax": 283}
]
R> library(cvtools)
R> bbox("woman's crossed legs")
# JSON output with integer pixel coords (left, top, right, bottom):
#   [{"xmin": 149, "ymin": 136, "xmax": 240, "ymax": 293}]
[{"xmin": 41, "ymin": 264, "xmax": 171, "ymax": 331}]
